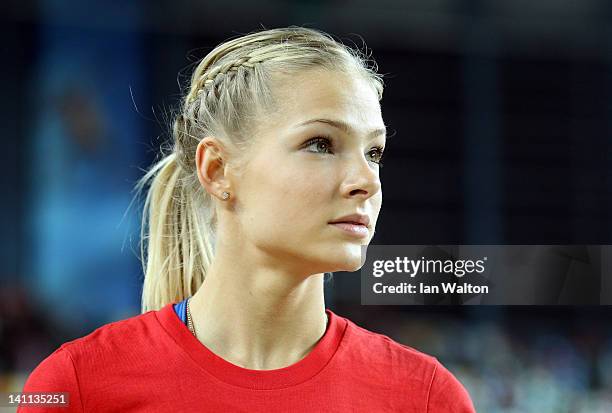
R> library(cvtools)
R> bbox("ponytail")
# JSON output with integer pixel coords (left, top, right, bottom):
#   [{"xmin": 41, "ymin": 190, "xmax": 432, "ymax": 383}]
[{"xmin": 136, "ymin": 150, "xmax": 215, "ymax": 313}]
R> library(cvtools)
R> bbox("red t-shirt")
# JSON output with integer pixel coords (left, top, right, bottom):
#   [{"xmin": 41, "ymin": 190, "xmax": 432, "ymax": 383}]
[{"xmin": 18, "ymin": 303, "xmax": 475, "ymax": 412}]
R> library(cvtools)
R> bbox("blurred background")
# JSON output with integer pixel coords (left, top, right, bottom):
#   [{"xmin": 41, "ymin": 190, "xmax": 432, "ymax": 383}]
[{"xmin": 2, "ymin": 0, "xmax": 612, "ymax": 411}]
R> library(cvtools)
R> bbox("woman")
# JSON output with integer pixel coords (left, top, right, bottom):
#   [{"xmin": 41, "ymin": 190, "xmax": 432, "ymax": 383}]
[{"xmin": 19, "ymin": 26, "xmax": 475, "ymax": 412}]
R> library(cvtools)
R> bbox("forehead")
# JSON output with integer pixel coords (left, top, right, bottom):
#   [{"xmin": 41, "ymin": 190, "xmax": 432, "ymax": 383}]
[{"xmin": 267, "ymin": 69, "xmax": 384, "ymax": 134}]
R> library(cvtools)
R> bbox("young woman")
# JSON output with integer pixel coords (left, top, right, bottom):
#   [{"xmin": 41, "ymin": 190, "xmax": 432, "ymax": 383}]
[{"xmin": 19, "ymin": 26, "xmax": 475, "ymax": 412}]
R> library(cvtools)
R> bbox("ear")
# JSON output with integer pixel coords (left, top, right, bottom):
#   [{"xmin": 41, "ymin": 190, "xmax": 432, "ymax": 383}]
[{"xmin": 195, "ymin": 137, "xmax": 230, "ymax": 200}]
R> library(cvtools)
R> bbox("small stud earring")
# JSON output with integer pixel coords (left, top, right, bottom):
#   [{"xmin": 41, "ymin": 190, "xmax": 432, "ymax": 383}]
[{"xmin": 221, "ymin": 191, "xmax": 230, "ymax": 200}]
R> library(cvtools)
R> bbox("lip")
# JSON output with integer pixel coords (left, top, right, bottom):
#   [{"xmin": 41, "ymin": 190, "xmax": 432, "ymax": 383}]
[
  {"xmin": 329, "ymin": 222, "xmax": 369, "ymax": 238},
  {"xmin": 328, "ymin": 213, "xmax": 370, "ymax": 228}
]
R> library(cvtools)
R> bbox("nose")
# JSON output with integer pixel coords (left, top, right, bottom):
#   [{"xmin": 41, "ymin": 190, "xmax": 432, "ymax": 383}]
[{"xmin": 339, "ymin": 154, "xmax": 382, "ymax": 199}]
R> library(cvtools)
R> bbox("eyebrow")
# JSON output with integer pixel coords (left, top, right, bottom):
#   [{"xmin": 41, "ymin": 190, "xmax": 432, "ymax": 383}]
[{"xmin": 296, "ymin": 118, "xmax": 387, "ymax": 140}]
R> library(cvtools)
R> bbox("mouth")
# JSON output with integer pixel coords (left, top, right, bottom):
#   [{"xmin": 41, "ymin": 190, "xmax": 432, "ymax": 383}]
[
  {"xmin": 328, "ymin": 222, "xmax": 369, "ymax": 238},
  {"xmin": 328, "ymin": 213, "xmax": 370, "ymax": 228}
]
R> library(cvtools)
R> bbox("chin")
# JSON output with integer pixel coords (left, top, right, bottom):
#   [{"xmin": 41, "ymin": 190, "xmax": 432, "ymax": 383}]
[
  {"xmin": 323, "ymin": 246, "xmax": 365, "ymax": 273},
  {"xmin": 342, "ymin": 260, "xmax": 365, "ymax": 273}
]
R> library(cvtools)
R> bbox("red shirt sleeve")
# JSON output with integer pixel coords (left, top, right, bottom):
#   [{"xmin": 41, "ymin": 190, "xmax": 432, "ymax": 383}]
[
  {"xmin": 426, "ymin": 359, "xmax": 476, "ymax": 413},
  {"xmin": 17, "ymin": 347, "xmax": 84, "ymax": 412}
]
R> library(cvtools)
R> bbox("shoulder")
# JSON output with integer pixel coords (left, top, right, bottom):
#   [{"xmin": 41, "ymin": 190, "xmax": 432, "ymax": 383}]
[
  {"xmin": 60, "ymin": 309, "xmax": 159, "ymax": 359},
  {"xmin": 341, "ymin": 316, "xmax": 475, "ymax": 412},
  {"xmin": 18, "ymin": 347, "xmax": 84, "ymax": 412},
  {"xmin": 19, "ymin": 310, "xmax": 163, "ymax": 412},
  {"xmin": 426, "ymin": 359, "xmax": 475, "ymax": 412},
  {"xmin": 23, "ymin": 310, "xmax": 160, "ymax": 386},
  {"xmin": 343, "ymin": 316, "xmax": 440, "ymax": 372}
]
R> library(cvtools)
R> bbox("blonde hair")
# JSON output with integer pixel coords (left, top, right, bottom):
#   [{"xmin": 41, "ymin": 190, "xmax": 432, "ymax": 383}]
[{"xmin": 135, "ymin": 26, "xmax": 385, "ymax": 313}]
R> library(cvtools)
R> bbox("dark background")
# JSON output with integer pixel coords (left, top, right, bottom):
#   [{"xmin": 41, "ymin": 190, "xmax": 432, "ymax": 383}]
[{"xmin": 2, "ymin": 1, "xmax": 612, "ymax": 411}]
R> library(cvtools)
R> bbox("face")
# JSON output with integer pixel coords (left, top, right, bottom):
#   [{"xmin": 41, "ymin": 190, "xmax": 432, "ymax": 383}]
[{"xmin": 230, "ymin": 69, "xmax": 386, "ymax": 276}]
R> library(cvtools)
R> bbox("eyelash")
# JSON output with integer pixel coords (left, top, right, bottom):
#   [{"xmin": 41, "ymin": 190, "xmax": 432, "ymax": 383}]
[{"xmin": 303, "ymin": 136, "xmax": 385, "ymax": 167}]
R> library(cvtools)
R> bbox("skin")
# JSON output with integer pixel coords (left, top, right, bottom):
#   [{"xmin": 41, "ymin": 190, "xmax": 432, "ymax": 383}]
[{"xmin": 190, "ymin": 68, "xmax": 386, "ymax": 370}]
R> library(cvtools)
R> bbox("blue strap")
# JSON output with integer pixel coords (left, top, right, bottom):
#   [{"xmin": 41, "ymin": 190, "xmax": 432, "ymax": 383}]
[{"xmin": 173, "ymin": 297, "xmax": 189, "ymax": 324}]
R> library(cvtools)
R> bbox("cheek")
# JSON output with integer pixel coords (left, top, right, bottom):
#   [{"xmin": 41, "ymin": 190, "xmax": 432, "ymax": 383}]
[
  {"xmin": 373, "ymin": 191, "xmax": 382, "ymax": 214},
  {"xmin": 241, "ymin": 160, "xmax": 332, "ymax": 232},
  {"xmin": 369, "ymin": 191, "xmax": 383, "ymax": 227},
  {"xmin": 275, "ymin": 174, "xmax": 331, "ymax": 225}
]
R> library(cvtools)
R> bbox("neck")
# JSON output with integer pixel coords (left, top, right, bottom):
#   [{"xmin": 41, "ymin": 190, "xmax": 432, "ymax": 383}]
[{"xmin": 188, "ymin": 252, "xmax": 328, "ymax": 370}]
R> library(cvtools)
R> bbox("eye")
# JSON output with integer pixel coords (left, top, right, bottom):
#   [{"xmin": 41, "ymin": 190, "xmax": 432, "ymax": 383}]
[
  {"xmin": 368, "ymin": 146, "xmax": 385, "ymax": 166},
  {"xmin": 303, "ymin": 136, "xmax": 333, "ymax": 154},
  {"xmin": 302, "ymin": 137, "xmax": 385, "ymax": 167}
]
